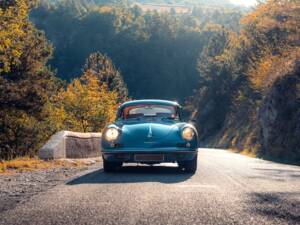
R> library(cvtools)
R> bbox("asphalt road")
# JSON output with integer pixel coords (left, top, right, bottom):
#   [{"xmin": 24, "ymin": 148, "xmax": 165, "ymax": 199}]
[{"xmin": 0, "ymin": 149, "xmax": 299, "ymax": 225}]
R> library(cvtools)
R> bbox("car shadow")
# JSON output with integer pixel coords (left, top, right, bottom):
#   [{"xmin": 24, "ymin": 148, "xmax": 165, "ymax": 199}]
[{"xmin": 67, "ymin": 165, "xmax": 193, "ymax": 185}]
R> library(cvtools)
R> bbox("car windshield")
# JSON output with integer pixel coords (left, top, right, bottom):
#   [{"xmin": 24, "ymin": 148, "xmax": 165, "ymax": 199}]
[{"xmin": 122, "ymin": 105, "xmax": 178, "ymax": 120}]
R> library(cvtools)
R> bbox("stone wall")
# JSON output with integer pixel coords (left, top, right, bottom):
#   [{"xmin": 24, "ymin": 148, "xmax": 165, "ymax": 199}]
[{"xmin": 39, "ymin": 131, "xmax": 102, "ymax": 160}]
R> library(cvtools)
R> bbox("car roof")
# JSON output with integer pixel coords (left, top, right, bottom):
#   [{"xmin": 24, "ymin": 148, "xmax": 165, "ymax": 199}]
[{"xmin": 119, "ymin": 99, "xmax": 181, "ymax": 109}]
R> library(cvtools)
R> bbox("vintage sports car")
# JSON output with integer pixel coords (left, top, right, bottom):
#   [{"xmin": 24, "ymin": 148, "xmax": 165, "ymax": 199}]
[{"xmin": 101, "ymin": 100, "xmax": 198, "ymax": 173}]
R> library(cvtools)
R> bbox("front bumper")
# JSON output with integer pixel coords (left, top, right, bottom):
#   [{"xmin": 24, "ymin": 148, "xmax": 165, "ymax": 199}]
[{"xmin": 102, "ymin": 148, "xmax": 198, "ymax": 163}]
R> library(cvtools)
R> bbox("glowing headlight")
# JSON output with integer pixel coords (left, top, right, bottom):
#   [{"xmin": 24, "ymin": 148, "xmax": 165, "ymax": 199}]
[
  {"xmin": 182, "ymin": 127, "xmax": 195, "ymax": 141},
  {"xmin": 104, "ymin": 128, "xmax": 119, "ymax": 141}
]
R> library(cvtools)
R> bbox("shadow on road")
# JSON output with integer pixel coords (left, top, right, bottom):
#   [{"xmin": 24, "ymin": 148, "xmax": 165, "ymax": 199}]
[
  {"xmin": 67, "ymin": 165, "xmax": 193, "ymax": 185},
  {"xmin": 246, "ymin": 192, "xmax": 300, "ymax": 224}
]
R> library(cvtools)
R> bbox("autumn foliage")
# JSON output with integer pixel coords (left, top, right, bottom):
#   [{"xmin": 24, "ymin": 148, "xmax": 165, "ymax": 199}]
[
  {"xmin": 189, "ymin": 0, "xmax": 300, "ymax": 163},
  {"xmin": 0, "ymin": 0, "xmax": 299, "ymax": 163},
  {"xmin": 241, "ymin": 0, "xmax": 300, "ymax": 90},
  {"xmin": 47, "ymin": 71, "xmax": 118, "ymax": 133},
  {"xmin": 0, "ymin": 1, "xmax": 126, "ymax": 160}
]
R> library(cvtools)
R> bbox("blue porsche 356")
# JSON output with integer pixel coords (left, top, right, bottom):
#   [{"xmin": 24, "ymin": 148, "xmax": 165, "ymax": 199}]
[{"xmin": 101, "ymin": 99, "xmax": 198, "ymax": 173}]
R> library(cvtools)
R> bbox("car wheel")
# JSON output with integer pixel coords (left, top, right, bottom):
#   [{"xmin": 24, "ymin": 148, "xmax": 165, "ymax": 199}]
[
  {"xmin": 103, "ymin": 158, "xmax": 122, "ymax": 172},
  {"xmin": 178, "ymin": 156, "xmax": 197, "ymax": 174}
]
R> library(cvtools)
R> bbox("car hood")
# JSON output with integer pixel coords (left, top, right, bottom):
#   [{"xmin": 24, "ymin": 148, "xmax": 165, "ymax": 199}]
[
  {"xmin": 115, "ymin": 122, "xmax": 182, "ymax": 148},
  {"xmin": 121, "ymin": 122, "xmax": 179, "ymax": 141}
]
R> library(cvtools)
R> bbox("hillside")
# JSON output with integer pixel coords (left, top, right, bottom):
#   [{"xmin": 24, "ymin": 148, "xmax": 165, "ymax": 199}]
[
  {"xmin": 1, "ymin": 0, "xmax": 299, "ymax": 164},
  {"xmin": 188, "ymin": 0, "xmax": 300, "ymax": 164},
  {"xmin": 31, "ymin": 0, "xmax": 243, "ymax": 101}
]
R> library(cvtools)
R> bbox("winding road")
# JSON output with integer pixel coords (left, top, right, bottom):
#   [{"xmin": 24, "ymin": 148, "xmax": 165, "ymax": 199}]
[{"xmin": 1, "ymin": 149, "xmax": 299, "ymax": 225}]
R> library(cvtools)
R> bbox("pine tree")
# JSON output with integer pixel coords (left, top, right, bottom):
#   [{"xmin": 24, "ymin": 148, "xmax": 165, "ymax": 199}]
[{"xmin": 83, "ymin": 52, "xmax": 128, "ymax": 102}]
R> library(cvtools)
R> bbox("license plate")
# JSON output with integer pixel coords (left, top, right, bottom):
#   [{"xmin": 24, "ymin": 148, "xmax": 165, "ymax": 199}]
[{"xmin": 134, "ymin": 154, "xmax": 164, "ymax": 162}]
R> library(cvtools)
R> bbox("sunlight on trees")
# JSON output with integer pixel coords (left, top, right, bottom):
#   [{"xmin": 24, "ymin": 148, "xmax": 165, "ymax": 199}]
[
  {"xmin": 31, "ymin": 0, "xmax": 243, "ymax": 100},
  {"xmin": 1, "ymin": 0, "xmax": 299, "ymax": 163},
  {"xmin": 83, "ymin": 52, "xmax": 128, "ymax": 102},
  {"xmin": 47, "ymin": 71, "xmax": 118, "ymax": 133},
  {"xmin": 0, "ymin": 1, "xmax": 121, "ymax": 160},
  {"xmin": 0, "ymin": 0, "xmax": 28, "ymax": 73},
  {"xmin": 0, "ymin": 0, "xmax": 59, "ymax": 160},
  {"xmin": 241, "ymin": 0, "xmax": 300, "ymax": 90}
]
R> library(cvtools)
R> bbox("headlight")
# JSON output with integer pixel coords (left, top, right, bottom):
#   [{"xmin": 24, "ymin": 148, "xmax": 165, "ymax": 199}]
[
  {"xmin": 181, "ymin": 127, "xmax": 195, "ymax": 141},
  {"xmin": 104, "ymin": 128, "xmax": 119, "ymax": 141}
]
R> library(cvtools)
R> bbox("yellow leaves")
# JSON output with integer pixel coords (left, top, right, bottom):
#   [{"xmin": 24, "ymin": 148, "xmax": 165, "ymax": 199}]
[
  {"xmin": 247, "ymin": 47, "xmax": 300, "ymax": 90},
  {"xmin": 241, "ymin": 0, "xmax": 300, "ymax": 42},
  {"xmin": 0, "ymin": 0, "xmax": 30, "ymax": 73},
  {"xmin": 241, "ymin": 1, "xmax": 270, "ymax": 26},
  {"xmin": 238, "ymin": 0, "xmax": 300, "ymax": 90},
  {"xmin": 248, "ymin": 54, "xmax": 275, "ymax": 89},
  {"xmin": 47, "ymin": 71, "xmax": 118, "ymax": 133}
]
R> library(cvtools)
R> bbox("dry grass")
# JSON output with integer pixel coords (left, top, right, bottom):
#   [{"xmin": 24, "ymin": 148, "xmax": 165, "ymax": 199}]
[
  {"xmin": 230, "ymin": 148, "xmax": 257, "ymax": 158},
  {"xmin": 0, "ymin": 162, "xmax": 5, "ymax": 173},
  {"xmin": 0, "ymin": 157, "xmax": 84, "ymax": 174},
  {"xmin": 239, "ymin": 149, "xmax": 257, "ymax": 158}
]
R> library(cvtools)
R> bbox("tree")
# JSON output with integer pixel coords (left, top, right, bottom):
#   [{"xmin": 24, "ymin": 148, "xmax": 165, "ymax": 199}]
[
  {"xmin": 240, "ymin": 0, "xmax": 300, "ymax": 90},
  {"xmin": 47, "ymin": 71, "xmax": 118, "ymax": 132},
  {"xmin": 0, "ymin": 0, "xmax": 30, "ymax": 73},
  {"xmin": 188, "ymin": 0, "xmax": 300, "ymax": 163},
  {"xmin": 83, "ymin": 52, "xmax": 128, "ymax": 102},
  {"xmin": 31, "ymin": 1, "xmax": 243, "ymax": 101},
  {"xmin": 187, "ymin": 25, "xmax": 236, "ymax": 139},
  {"xmin": 0, "ymin": 0, "xmax": 60, "ymax": 160}
]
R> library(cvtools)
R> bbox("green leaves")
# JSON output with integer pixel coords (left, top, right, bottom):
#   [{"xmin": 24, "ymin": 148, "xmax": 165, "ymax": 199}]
[
  {"xmin": 0, "ymin": 0, "xmax": 29, "ymax": 73},
  {"xmin": 31, "ymin": 1, "xmax": 243, "ymax": 100}
]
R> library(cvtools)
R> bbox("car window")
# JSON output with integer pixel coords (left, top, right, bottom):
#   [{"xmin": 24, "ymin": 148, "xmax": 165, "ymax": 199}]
[{"xmin": 122, "ymin": 105, "xmax": 178, "ymax": 120}]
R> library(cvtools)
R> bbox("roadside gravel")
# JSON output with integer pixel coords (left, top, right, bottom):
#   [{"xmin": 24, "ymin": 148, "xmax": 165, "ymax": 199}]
[{"xmin": 0, "ymin": 160, "xmax": 100, "ymax": 213}]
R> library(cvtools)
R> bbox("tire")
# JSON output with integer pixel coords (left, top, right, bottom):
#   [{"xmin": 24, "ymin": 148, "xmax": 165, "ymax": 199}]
[
  {"xmin": 103, "ymin": 158, "xmax": 122, "ymax": 173},
  {"xmin": 178, "ymin": 155, "xmax": 197, "ymax": 174}
]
